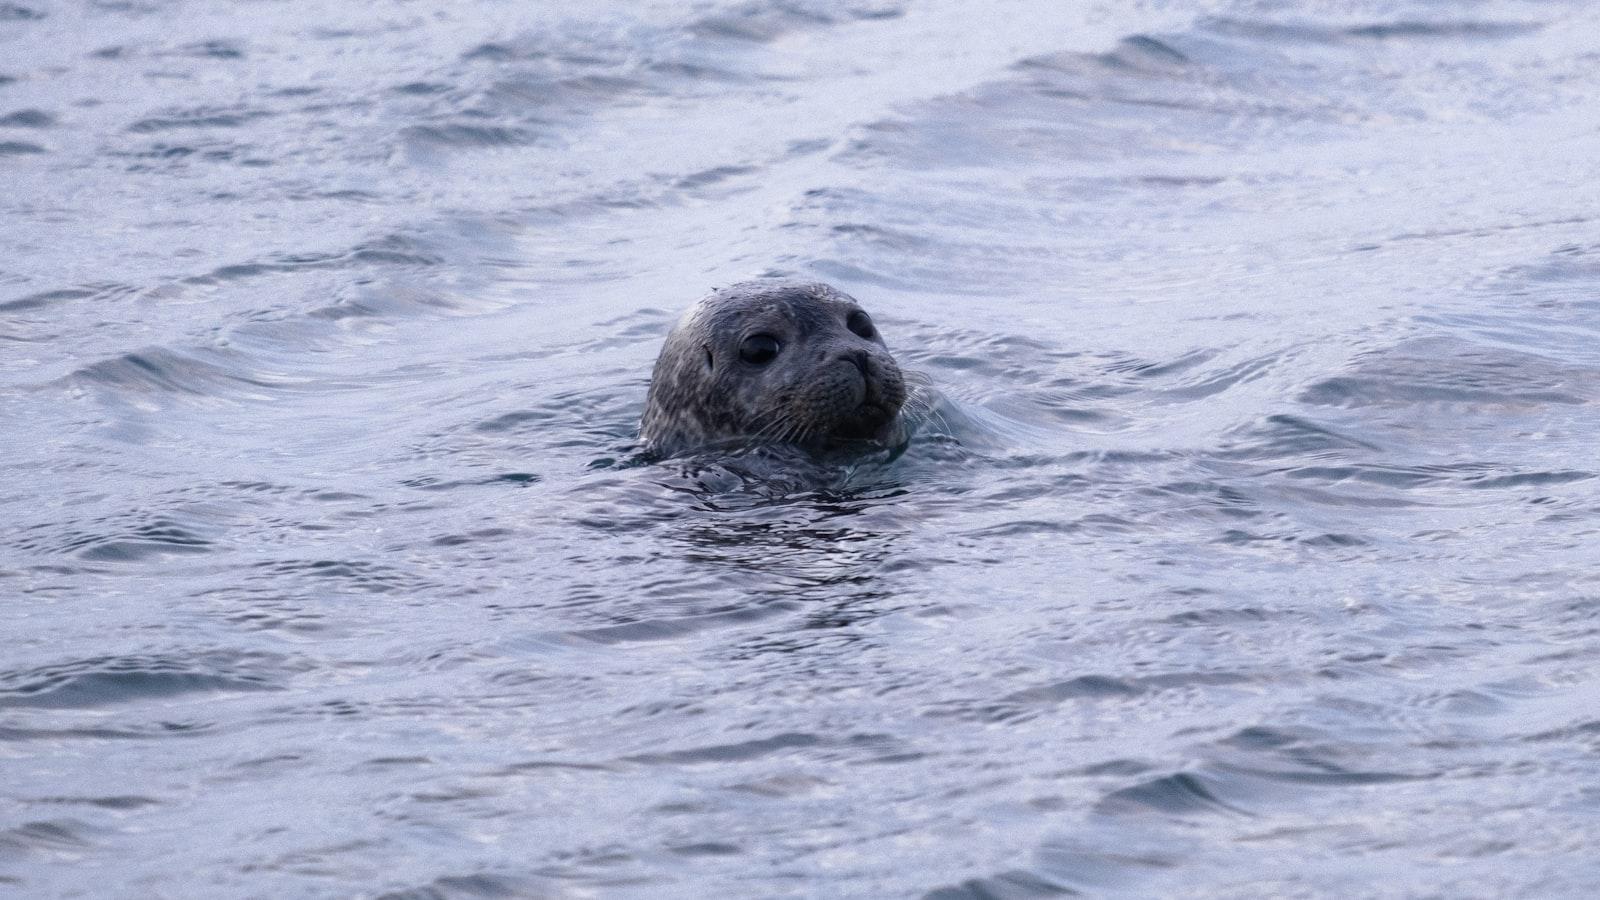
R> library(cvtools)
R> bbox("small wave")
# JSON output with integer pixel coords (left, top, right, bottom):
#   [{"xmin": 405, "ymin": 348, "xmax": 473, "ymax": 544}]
[
  {"xmin": 375, "ymin": 873, "xmax": 553, "ymax": 900},
  {"xmin": 829, "ymin": 222, "xmax": 932, "ymax": 253},
  {"xmin": 0, "ymin": 3, "xmax": 42, "ymax": 21},
  {"xmin": 1004, "ymin": 674, "xmax": 1146, "ymax": 703},
  {"xmin": 1102, "ymin": 347, "xmax": 1217, "ymax": 379},
  {"xmin": 178, "ymin": 39, "xmax": 244, "ymax": 59},
  {"xmin": 1203, "ymin": 16, "xmax": 1541, "ymax": 45},
  {"xmin": 0, "ymin": 139, "xmax": 44, "ymax": 155},
  {"xmin": 931, "ymin": 670, "xmax": 1256, "ymax": 723},
  {"xmin": 0, "ymin": 651, "xmax": 289, "ymax": 709},
  {"xmin": 1302, "ymin": 375, "xmax": 1586, "ymax": 408},
  {"xmin": 1095, "ymin": 771, "xmax": 1251, "ymax": 819},
  {"xmin": 646, "ymin": 60, "xmax": 745, "ymax": 83},
  {"xmin": 179, "ymin": 236, "xmax": 444, "ymax": 285},
  {"xmin": 461, "ymin": 41, "xmax": 527, "ymax": 62},
  {"xmin": 0, "ymin": 107, "xmax": 52, "ymax": 127},
  {"xmin": 392, "ymin": 80, "xmax": 452, "ymax": 96},
  {"xmin": 924, "ymin": 869, "xmax": 1077, "ymax": 899},
  {"xmin": 405, "ymin": 472, "xmax": 542, "ymax": 492},
  {"xmin": 1462, "ymin": 469, "xmax": 1595, "ymax": 490},
  {"xmin": 1220, "ymin": 413, "xmax": 1382, "ymax": 459},
  {"xmin": 127, "ymin": 106, "xmax": 270, "ymax": 132},
  {"xmin": 31, "ymin": 795, "xmax": 160, "ymax": 810},
  {"xmin": 1156, "ymin": 352, "xmax": 1284, "ymax": 402},
  {"xmin": 76, "ymin": 520, "xmax": 212, "ymax": 561},
  {"xmin": 1525, "ymin": 719, "xmax": 1600, "ymax": 744},
  {"xmin": 674, "ymin": 163, "xmax": 759, "ymax": 194},
  {"xmin": 9, "ymin": 510, "xmax": 220, "ymax": 561},
  {"xmin": 0, "ymin": 721, "xmax": 215, "ymax": 742},
  {"xmin": 689, "ymin": 0, "xmax": 902, "ymax": 43},
  {"xmin": 400, "ymin": 122, "xmax": 544, "ymax": 150},
  {"xmin": 0, "ymin": 286, "xmax": 96, "ymax": 313},
  {"xmin": 1207, "ymin": 726, "xmax": 1435, "ymax": 788},
  {"xmin": 61, "ymin": 345, "xmax": 298, "ymax": 400},
  {"xmin": 549, "ymin": 600, "xmax": 793, "ymax": 645},
  {"xmin": 0, "ymin": 820, "xmax": 93, "ymax": 861},
  {"xmin": 1300, "ymin": 339, "xmax": 1594, "ymax": 409},
  {"xmin": 248, "ymin": 557, "xmax": 433, "ymax": 594},
  {"xmin": 1344, "ymin": 21, "xmax": 1540, "ymax": 41},
  {"xmin": 1268, "ymin": 461, "xmax": 1464, "ymax": 489},
  {"xmin": 1019, "ymin": 33, "xmax": 1191, "ymax": 77},
  {"xmin": 625, "ymin": 731, "xmax": 822, "ymax": 765}
]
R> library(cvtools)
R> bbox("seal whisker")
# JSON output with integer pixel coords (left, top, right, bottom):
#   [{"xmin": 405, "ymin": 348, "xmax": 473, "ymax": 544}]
[
  {"xmin": 639, "ymin": 280, "xmax": 912, "ymax": 458},
  {"xmin": 749, "ymin": 409, "xmax": 794, "ymax": 445},
  {"xmin": 774, "ymin": 416, "xmax": 806, "ymax": 447}
]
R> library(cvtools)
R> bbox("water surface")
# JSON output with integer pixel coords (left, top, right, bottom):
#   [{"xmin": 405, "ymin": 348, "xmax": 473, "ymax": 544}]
[{"xmin": 4, "ymin": 0, "xmax": 1600, "ymax": 896}]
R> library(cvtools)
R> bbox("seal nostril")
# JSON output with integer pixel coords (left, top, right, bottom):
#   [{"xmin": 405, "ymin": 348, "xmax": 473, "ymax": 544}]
[{"xmin": 843, "ymin": 350, "xmax": 869, "ymax": 378}]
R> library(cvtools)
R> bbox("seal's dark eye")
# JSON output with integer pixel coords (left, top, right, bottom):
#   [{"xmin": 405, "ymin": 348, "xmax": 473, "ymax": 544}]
[
  {"xmin": 739, "ymin": 333, "xmax": 781, "ymax": 366},
  {"xmin": 847, "ymin": 310, "xmax": 875, "ymax": 339}
]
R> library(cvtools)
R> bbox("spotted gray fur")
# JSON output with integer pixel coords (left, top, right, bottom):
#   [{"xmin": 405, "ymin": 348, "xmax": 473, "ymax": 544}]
[{"xmin": 641, "ymin": 281, "xmax": 908, "ymax": 457}]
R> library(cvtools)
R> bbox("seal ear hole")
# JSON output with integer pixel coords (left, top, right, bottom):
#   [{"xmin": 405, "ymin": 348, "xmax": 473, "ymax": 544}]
[
  {"xmin": 704, "ymin": 347, "xmax": 714, "ymax": 372},
  {"xmin": 847, "ymin": 310, "xmax": 876, "ymax": 339},
  {"xmin": 739, "ymin": 333, "xmax": 781, "ymax": 366}
]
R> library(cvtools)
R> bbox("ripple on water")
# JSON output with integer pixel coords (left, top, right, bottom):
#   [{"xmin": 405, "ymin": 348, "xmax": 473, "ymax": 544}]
[
  {"xmin": 625, "ymin": 731, "xmax": 823, "ymax": 766},
  {"xmin": 1220, "ymin": 413, "xmax": 1382, "ymax": 459},
  {"xmin": 177, "ymin": 39, "xmax": 245, "ymax": 60},
  {"xmin": 0, "ymin": 820, "xmax": 95, "ymax": 863},
  {"xmin": 374, "ymin": 873, "xmax": 554, "ymax": 900},
  {"xmin": 0, "ymin": 3, "xmax": 43, "ymax": 21},
  {"xmin": 164, "ymin": 234, "xmax": 447, "ymax": 294},
  {"xmin": 0, "ymin": 283, "xmax": 136, "ymax": 315},
  {"xmin": 688, "ymin": 0, "xmax": 903, "ymax": 43},
  {"xmin": 550, "ymin": 599, "xmax": 798, "ymax": 646},
  {"xmin": 246, "ymin": 557, "xmax": 437, "ymax": 595},
  {"xmin": 923, "ymin": 869, "xmax": 1078, "ymax": 899},
  {"xmin": 126, "ymin": 106, "xmax": 271, "ymax": 133},
  {"xmin": 61, "ymin": 346, "xmax": 303, "ymax": 402},
  {"xmin": 840, "ymin": 27, "xmax": 1327, "ymax": 175},
  {"xmin": 1206, "ymin": 725, "xmax": 1434, "ymax": 788},
  {"xmin": 483, "ymin": 71, "xmax": 651, "ymax": 111},
  {"xmin": 1201, "ymin": 15, "xmax": 1542, "ymax": 46},
  {"xmin": 29, "ymin": 795, "xmax": 161, "ymax": 810},
  {"xmin": 9, "ymin": 512, "xmax": 217, "ymax": 562},
  {"xmin": 1095, "ymin": 770, "xmax": 1254, "ymax": 820},
  {"xmin": 1300, "ymin": 337, "xmax": 1595, "ymax": 409},
  {"xmin": 0, "ymin": 651, "xmax": 293, "ymax": 709},
  {"xmin": 926, "ymin": 669, "xmax": 1256, "ymax": 725},
  {"xmin": 399, "ymin": 122, "xmax": 545, "ymax": 151},
  {"xmin": 0, "ymin": 107, "xmax": 52, "ymax": 127}
]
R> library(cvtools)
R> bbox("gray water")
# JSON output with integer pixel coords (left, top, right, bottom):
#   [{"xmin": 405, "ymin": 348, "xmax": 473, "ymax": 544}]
[{"xmin": 3, "ymin": 0, "xmax": 1600, "ymax": 896}]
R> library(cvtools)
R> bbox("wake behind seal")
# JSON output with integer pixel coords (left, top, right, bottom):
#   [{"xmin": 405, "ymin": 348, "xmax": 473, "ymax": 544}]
[{"xmin": 641, "ymin": 281, "xmax": 909, "ymax": 458}]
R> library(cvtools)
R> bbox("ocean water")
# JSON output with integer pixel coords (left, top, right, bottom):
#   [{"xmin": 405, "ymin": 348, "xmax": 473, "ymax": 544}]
[{"xmin": 3, "ymin": 0, "xmax": 1600, "ymax": 896}]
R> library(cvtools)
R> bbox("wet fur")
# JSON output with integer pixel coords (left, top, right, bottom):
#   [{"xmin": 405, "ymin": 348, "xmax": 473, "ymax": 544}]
[{"xmin": 641, "ymin": 281, "xmax": 908, "ymax": 457}]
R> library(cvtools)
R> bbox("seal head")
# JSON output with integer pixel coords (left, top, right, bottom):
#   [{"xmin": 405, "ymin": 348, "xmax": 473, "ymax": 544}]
[{"xmin": 641, "ymin": 281, "xmax": 908, "ymax": 457}]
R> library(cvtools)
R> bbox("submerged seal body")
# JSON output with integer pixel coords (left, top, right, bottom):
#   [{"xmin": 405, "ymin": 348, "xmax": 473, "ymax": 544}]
[{"xmin": 641, "ymin": 281, "xmax": 908, "ymax": 457}]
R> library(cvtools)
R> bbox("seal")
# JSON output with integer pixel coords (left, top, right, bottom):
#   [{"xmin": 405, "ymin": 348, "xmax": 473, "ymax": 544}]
[{"xmin": 641, "ymin": 281, "xmax": 908, "ymax": 457}]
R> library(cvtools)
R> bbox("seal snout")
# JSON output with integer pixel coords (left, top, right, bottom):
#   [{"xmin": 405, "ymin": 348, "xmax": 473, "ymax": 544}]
[
  {"xmin": 835, "ymin": 348, "xmax": 906, "ymax": 441},
  {"xmin": 826, "ymin": 348, "xmax": 872, "ymax": 387}
]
